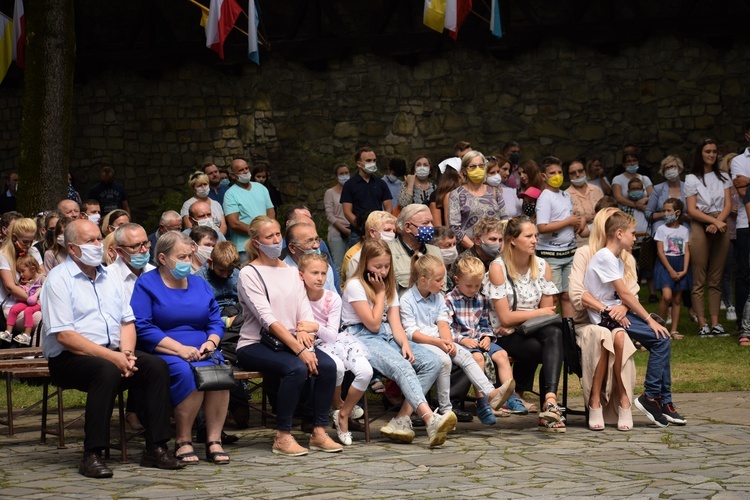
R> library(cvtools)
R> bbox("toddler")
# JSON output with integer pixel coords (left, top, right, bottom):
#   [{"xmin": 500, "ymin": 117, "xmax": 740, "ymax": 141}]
[{"xmin": 1, "ymin": 254, "xmax": 45, "ymax": 345}]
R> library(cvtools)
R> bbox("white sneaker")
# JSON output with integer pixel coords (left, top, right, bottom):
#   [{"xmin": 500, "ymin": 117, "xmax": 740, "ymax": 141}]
[
  {"xmin": 720, "ymin": 301, "xmax": 727, "ymax": 311},
  {"xmin": 0, "ymin": 331, "xmax": 12, "ymax": 343},
  {"xmin": 350, "ymin": 405, "xmax": 364, "ymax": 420},
  {"xmin": 379, "ymin": 416, "xmax": 414, "ymax": 444},
  {"xmin": 727, "ymin": 307, "xmax": 737, "ymax": 321},
  {"xmin": 666, "ymin": 317, "xmax": 672, "ymax": 326},
  {"xmin": 426, "ymin": 411, "xmax": 457, "ymax": 448}
]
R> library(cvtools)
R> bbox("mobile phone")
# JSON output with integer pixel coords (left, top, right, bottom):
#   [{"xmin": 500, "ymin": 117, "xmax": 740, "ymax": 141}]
[{"xmin": 366, "ymin": 271, "xmax": 376, "ymax": 280}]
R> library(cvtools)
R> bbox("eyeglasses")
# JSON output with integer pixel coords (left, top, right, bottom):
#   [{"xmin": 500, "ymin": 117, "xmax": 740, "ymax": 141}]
[
  {"xmin": 467, "ymin": 162, "xmax": 486, "ymax": 170},
  {"xmin": 569, "ymin": 168, "xmax": 585, "ymax": 176},
  {"xmin": 119, "ymin": 241, "xmax": 151, "ymax": 252},
  {"xmin": 293, "ymin": 237, "xmax": 321, "ymax": 247}
]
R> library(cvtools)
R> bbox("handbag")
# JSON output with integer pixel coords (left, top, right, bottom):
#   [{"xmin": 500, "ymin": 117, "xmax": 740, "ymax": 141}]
[
  {"xmin": 248, "ymin": 265, "xmax": 292, "ymax": 353},
  {"xmin": 191, "ymin": 351, "xmax": 235, "ymax": 391},
  {"xmin": 506, "ymin": 271, "xmax": 563, "ymax": 336}
]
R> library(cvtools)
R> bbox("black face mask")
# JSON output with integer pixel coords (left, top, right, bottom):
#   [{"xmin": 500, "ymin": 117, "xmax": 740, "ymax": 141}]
[{"xmin": 522, "ymin": 201, "xmax": 536, "ymax": 217}]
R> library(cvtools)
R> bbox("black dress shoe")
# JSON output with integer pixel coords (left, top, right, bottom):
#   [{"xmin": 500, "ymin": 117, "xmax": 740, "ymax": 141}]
[
  {"xmin": 79, "ymin": 453, "xmax": 113, "ymax": 478},
  {"xmin": 140, "ymin": 446, "xmax": 185, "ymax": 470},
  {"xmin": 454, "ymin": 409, "xmax": 474, "ymax": 422}
]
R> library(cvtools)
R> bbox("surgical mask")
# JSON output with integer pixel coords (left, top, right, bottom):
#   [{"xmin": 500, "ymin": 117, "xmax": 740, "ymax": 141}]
[
  {"xmin": 440, "ymin": 246, "xmax": 458, "ymax": 265},
  {"xmin": 415, "ymin": 166, "xmax": 431, "ymax": 180},
  {"xmin": 385, "ymin": 174, "xmax": 398, "ymax": 183},
  {"xmin": 196, "ymin": 218, "xmax": 215, "ymax": 228},
  {"xmin": 257, "ymin": 240, "xmax": 282, "ymax": 259},
  {"xmin": 57, "ymin": 235, "xmax": 65, "ymax": 246},
  {"xmin": 338, "ymin": 175, "xmax": 350, "ymax": 185},
  {"xmin": 629, "ymin": 190, "xmax": 644, "ymax": 200},
  {"xmin": 664, "ymin": 213, "xmax": 678, "ymax": 224},
  {"xmin": 466, "ymin": 167, "xmax": 486, "ymax": 184},
  {"xmin": 73, "ymin": 243, "xmax": 103, "ymax": 267},
  {"xmin": 219, "ymin": 178, "xmax": 230, "ymax": 187},
  {"xmin": 237, "ymin": 172, "xmax": 253, "ymax": 184},
  {"xmin": 480, "ymin": 240, "xmax": 501, "ymax": 258},
  {"xmin": 412, "ymin": 225, "xmax": 434, "ymax": 244},
  {"xmin": 128, "ymin": 252, "xmax": 150, "ymax": 269},
  {"xmin": 302, "ymin": 247, "xmax": 321, "ymax": 255},
  {"xmin": 196, "ymin": 245, "xmax": 213, "ymax": 264},
  {"xmin": 195, "ymin": 186, "xmax": 210, "ymax": 198},
  {"xmin": 546, "ymin": 174, "xmax": 564, "ymax": 188},
  {"xmin": 509, "ymin": 153, "xmax": 520, "ymax": 164},
  {"xmin": 522, "ymin": 202, "xmax": 536, "ymax": 217},
  {"xmin": 664, "ymin": 168, "xmax": 680, "ymax": 182},
  {"xmin": 379, "ymin": 231, "xmax": 396, "ymax": 242},
  {"xmin": 570, "ymin": 176, "xmax": 587, "ymax": 187},
  {"xmin": 486, "ymin": 174, "xmax": 503, "ymax": 187},
  {"xmin": 363, "ymin": 163, "xmax": 378, "ymax": 174},
  {"xmin": 625, "ymin": 165, "xmax": 639, "ymax": 174},
  {"xmin": 87, "ymin": 213, "xmax": 101, "ymax": 225},
  {"xmin": 170, "ymin": 260, "xmax": 192, "ymax": 279}
]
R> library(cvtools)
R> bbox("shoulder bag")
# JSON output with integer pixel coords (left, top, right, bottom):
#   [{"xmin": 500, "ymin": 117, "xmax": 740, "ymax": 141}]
[
  {"xmin": 505, "ymin": 271, "xmax": 562, "ymax": 336},
  {"xmin": 191, "ymin": 351, "xmax": 235, "ymax": 391}
]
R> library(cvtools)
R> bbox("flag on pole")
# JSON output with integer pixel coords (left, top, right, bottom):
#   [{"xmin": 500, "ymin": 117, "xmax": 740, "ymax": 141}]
[
  {"xmin": 12, "ymin": 0, "xmax": 24, "ymax": 68},
  {"xmin": 444, "ymin": 0, "xmax": 457, "ymax": 32},
  {"xmin": 448, "ymin": 0, "xmax": 472, "ymax": 40},
  {"xmin": 0, "ymin": 14, "xmax": 13, "ymax": 83},
  {"xmin": 490, "ymin": 0, "xmax": 503, "ymax": 39},
  {"xmin": 205, "ymin": 0, "xmax": 242, "ymax": 59},
  {"xmin": 247, "ymin": 0, "xmax": 259, "ymax": 65},
  {"xmin": 423, "ymin": 0, "xmax": 447, "ymax": 33}
]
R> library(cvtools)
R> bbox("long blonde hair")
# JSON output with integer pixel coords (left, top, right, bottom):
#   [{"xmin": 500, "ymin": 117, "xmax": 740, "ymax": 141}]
[
  {"xmin": 0, "ymin": 218, "xmax": 37, "ymax": 285},
  {"xmin": 589, "ymin": 208, "xmax": 637, "ymax": 285},
  {"xmin": 500, "ymin": 216, "xmax": 540, "ymax": 281},
  {"xmin": 348, "ymin": 239, "xmax": 396, "ymax": 305},
  {"xmin": 244, "ymin": 215, "xmax": 279, "ymax": 262}
]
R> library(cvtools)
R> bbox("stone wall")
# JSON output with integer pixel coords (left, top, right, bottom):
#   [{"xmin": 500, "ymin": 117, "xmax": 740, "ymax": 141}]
[{"xmin": 1, "ymin": 34, "xmax": 748, "ymax": 223}]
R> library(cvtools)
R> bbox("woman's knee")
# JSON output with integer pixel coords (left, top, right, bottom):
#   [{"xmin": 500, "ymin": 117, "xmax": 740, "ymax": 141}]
[{"xmin": 661, "ymin": 290, "xmax": 673, "ymax": 303}]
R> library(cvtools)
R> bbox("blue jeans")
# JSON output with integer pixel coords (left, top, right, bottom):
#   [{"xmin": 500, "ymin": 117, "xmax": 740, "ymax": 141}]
[
  {"xmin": 623, "ymin": 313, "xmax": 672, "ymax": 403},
  {"xmin": 236, "ymin": 343, "xmax": 337, "ymax": 431},
  {"xmin": 348, "ymin": 323, "xmax": 441, "ymax": 409}
]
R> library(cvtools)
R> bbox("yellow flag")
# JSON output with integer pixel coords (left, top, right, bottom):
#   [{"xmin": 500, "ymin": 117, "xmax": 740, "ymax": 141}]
[
  {"xmin": 424, "ymin": 0, "xmax": 447, "ymax": 33},
  {"xmin": 0, "ymin": 14, "xmax": 13, "ymax": 83},
  {"xmin": 200, "ymin": 9, "xmax": 209, "ymax": 27}
]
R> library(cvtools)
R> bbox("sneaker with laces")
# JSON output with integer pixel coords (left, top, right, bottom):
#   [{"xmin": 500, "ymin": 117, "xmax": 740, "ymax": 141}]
[
  {"xmin": 0, "ymin": 330, "xmax": 11, "ymax": 343},
  {"xmin": 503, "ymin": 393, "xmax": 529, "ymax": 415},
  {"xmin": 726, "ymin": 307, "xmax": 737, "ymax": 321},
  {"xmin": 379, "ymin": 416, "xmax": 415, "ymax": 444},
  {"xmin": 476, "ymin": 402, "xmax": 497, "ymax": 426},
  {"xmin": 634, "ymin": 394, "xmax": 669, "ymax": 428},
  {"xmin": 710, "ymin": 324, "xmax": 728, "ymax": 337},
  {"xmin": 426, "ymin": 411, "xmax": 457, "ymax": 448},
  {"xmin": 720, "ymin": 300, "xmax": 727, "ymax": 311},
  {"xmin": 660, "ymin": 402, "xmax": 686, "ymax": 425},
  {"xmin": 698, "ymin": 324, "xmax": 712, "ymax": 337}
]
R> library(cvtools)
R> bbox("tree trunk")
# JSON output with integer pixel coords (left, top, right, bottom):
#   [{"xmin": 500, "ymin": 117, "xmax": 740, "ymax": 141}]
[{"xmin": 18, "ymin": 0, "xmax": 76, "ymax": 217}]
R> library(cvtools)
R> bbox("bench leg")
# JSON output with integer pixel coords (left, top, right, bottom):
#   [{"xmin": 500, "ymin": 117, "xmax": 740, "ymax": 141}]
[
  {"xmin": 363, "ymin": 396, "xmax": 370, "ymax": 443},
  {"xmin": 118, "ymin": 390, "xmax": 127, "ymax": 463},
  {"xmin": 5, "ymin": 372, "xmax": 14, "ymax": 437},
  {"xmin": 57, "ymin": 386, "xmax": 66, "ymax": 449},
  {"xmin": 41, "ymin": 381, "xmax": 49, "ymax": 444}
]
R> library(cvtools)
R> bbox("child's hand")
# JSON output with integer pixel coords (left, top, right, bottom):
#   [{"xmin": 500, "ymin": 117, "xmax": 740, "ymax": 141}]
[
  {"xmin": 461, "ymin": 338, "xmax": 479, "ymax": 349},
  {"xmin": 479, "ymin": 337, "xmax": 491, "ymax": 351},
  {"xmin": 296, "ymin": 321, "xmax": 318, "ymax": 334},
  {"xmin": 607, "ymin": 305, "xmax": 630, "ymax": 328},
  {"xmin": 669, "ymin": 270, "xmax": 680, "ymax": 281},
  {"xmin": 494, "ymin": 326, "xmax": 514, "ymax": 337},
  {"xmin": 296, "ymin": 331, "xmax": 315, "ymax": 348},
  {"xmin": 705, "ymin": 224, "xmax": 718, "ymax": 234},
  {"xmin": 27, "ymin": 295, "xmax": 37, "ymax": 306},
  {"xmin": 401, "ymin": 343, "xmax": 415, "ymax": 363},
  {"xmin": 437, "ymin": 339, "xmax": 453, "ymax": 354},
  {"xmin": 368, "ymin": 272, "xmax": 386, "ymax": 294},
  {"xmin": 568, "ymin": 214, "xmax": 582, "ymax": 228},
  {"xmin": 647, "ymin": 318, "xmax": 670, "ymax": 339}
]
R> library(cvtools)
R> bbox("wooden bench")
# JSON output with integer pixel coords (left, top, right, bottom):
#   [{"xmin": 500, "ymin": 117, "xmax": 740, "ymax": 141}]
[{"xmin": 232, "ymin": 369, "xmax": 271, "ymax": 427}]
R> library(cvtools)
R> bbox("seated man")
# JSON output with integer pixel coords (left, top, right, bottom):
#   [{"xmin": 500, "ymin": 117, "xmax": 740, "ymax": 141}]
[
  {"xmin": 148, "ymin": 210, "xmax": 182, "ymax": 264},
  {"xmin": 283, "ymin": 219, "xmax": 339, "ymax": 294},
  {"xmin": 42, "ymin": 219, "xmax": 183, "ymax": 478},
  {"xmin": 184, "ymin": 199, "xmax": 226, "ymax": 242}
]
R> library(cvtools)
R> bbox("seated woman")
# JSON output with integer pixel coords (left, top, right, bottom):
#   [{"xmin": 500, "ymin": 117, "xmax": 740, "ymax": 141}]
[
  {"xmin": 484, "ymin": 216, "xmax": 566, "ymax": 432},
  {"xmin": 101, "ymin": 209, "xmax": 130, "ymax": 237},
  {"xmin": 131, "ymin": 231, "xmax": 230, "ymax": 465},
  {"xmin": 43, "ymin": 216, "xmax": 74, "ymax": 273},
  {"xmin": 235, "ymin": 216, "xmax": 342, "ymax": 457},
  {"xmin": 569, "ymin": 207, "xmax": 638, "ymax": 431}
]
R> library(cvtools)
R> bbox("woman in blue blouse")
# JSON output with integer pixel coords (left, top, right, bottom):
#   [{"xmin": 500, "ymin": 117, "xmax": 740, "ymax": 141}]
[{"xmin": 131, "ymin": 231, "xmax": 230, "ymax": 465}]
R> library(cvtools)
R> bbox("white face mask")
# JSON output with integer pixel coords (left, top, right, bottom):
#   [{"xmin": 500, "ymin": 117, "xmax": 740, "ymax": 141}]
[
  {"xmin": 73, "ymin": 243, "xmax": 103, "ymax": 267},
  {"xmin": 87, "ymin": 213, "xmax": 101, "ymax": 225},
  {"xmin": 379, "ymin": 231, "xmax": 396, "ymax": 242},
  {"xmin": 338, "ymin": 175, "xmax": 350, "ymax": 186},
  {"xmin": 415, "ymin": 166, "xmax": 431, "ymax": 180},
  {"xmin": 363, "ymin": 163, "xmax": 378, "ymax": 174},
  {"xmin": 237, "ymin": 172, "xmax": 253, "ymax": 184},
  {"xmin": 664, "ymin": 168, "xmax": 680, "ymax": 182},
  {"xmin": 195, "ymin": 186, "xmax": 210, "ymax": 198},
  {"xmin": 195, "ymin": 218, "xmax": 215, "ymax": 228},
  {"xmin": 57, "ymin": 235, "xmax": 65, "ymax": 246},
  {"xmin": 196, "ymin": 245, "xmax": 213, "ymax": 265},
  {"xmin": 440, "ymin": 246, "xmax": 459, "ymax": 265},
  {"xmin": 486, "ymin": 174, "xmax": 503, "ymax": 187},
  {"xmin": 570, "ymin": 176, "xmax": 587, "ymax": 186}
]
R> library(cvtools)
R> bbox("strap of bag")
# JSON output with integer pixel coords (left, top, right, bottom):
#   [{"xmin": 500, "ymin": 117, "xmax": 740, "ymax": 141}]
[
  {"xmin": 505, "ymin": 269, "xmax": 518, "ymax": 312},
  {"xmin": 248, "ymin": 264, "xmax": 270, "ymax": 302}
]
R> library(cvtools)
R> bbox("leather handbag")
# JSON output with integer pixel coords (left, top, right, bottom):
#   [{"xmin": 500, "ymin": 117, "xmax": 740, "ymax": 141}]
[
  {"xmin": 506, "ymin": 272, "xmax": 563, "ymax": 336},
  {"xmin": 249, "ymin": 265, "xmax": 292, "ymax": 353},
  {"xmin": 191, "ymin": 351, "xmax": 235, "ymax": 391}
]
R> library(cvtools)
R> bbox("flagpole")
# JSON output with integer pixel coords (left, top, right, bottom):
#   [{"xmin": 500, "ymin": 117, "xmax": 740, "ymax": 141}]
[
  {"xmin": 187, "ymin": 0, "xmax": 250, "ymax": 37},
  {"xmin": 238, "ymin": 2, "xmax": 268, "ymax": 46}
]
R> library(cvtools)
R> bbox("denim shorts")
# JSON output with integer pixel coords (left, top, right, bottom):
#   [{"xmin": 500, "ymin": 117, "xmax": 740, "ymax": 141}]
[{"xmin": 545, "ymin": 255, "xmax": 574, "ymax": 293}]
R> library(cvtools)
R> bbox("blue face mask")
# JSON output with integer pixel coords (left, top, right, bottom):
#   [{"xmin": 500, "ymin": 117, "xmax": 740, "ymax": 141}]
[
  {"xmin": 664, "ymin": 213, "xmax": 678, "ymax": 224},
  {"xmin": 625, "ymin": 165, "xmax": 639, "ymax": 174},
  {"xmin": 303, "ymin": 248, "xmax": 321, "ymax": 255},
  {"xmin": 628, "ymin": 190, "xmax": 644, "ymax": 200},
  {"xmin": 170, "ymin": 260, "xmax": 192, "ymax": 279},
  {"xmin": 129, "ymin": 252, "xmax": 150, "ymax": 270},
  {"xmin": 219, "ymin": 178, "xmax": 230, "ymax": 187},
  {"xmin": 413, "ymin": 225, "xmax": 435, "ymax": 244},
  {"xmin": 257, "ymin": 241, "xmax": 283, "ymax": 260}
]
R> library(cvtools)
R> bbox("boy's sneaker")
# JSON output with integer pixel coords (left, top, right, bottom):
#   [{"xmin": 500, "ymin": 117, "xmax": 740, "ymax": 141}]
[
  {"xmin": 634, "ymin": 394, "xmax": 669, "ymax": 428},
  {"xmin": 698, "ymin": 324, "xmax": 712, "ymax": 337},
  {"xmin": 380, "ymin": 416, "xmax": 415, "ymax": 444},
  {"xmin": 12, "ymin": 333, "xmax": 31, "ymax": 345},
  {"xmin": 503, "ymin": 393, "xmax": 529, "ymax": 415},
  {"xmin": 720, "ymin": 300, "xmax": 727, "ymax": 311},
  {"xmin": 726, "ymin": 307, "xmax": 737, "ymax": 321},
  {"xmin": 0, "ymin": 330, "xmax": 12, "ymax": 343},
  {"xmin": 666, "ymin": 317, "xmax": 672, "ymax": 326},
  {"xmin": 488, "ymin": 379, "xmax": 516, "ymax": 411},
  {"xmin": 660, "ymin": 402, "xmax": 687, "ymax": 426},
  {"xmin": 711, "ymin": 324, "xmax": 728, "ymax": 337},
  {"xmin": 426, "ymin": 411, "xmax": 457, "ymax": 448},
  {"xmin": 476, "ymin": 402, "xmax": 497, "ymax": 426},
  {"xmin": 350, "ymin": 405, "xmax": 364, "ymax": 420}
]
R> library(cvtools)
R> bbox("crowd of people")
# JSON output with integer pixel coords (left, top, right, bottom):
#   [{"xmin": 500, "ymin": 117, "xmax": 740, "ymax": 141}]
[{"xmin": 1, "ymin": 126, "xmax": 750, "ymax": 478}]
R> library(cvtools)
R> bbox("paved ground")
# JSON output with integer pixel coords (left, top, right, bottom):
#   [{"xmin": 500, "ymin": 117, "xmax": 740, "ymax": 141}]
[{"xmin": 1, "ymin": 391, "xmax": 750, "ymax": 499}]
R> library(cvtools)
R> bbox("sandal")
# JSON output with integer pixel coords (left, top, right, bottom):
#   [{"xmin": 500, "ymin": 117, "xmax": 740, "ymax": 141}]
[
  {"xmin": 539, "ymin": 401, "xmax": 566, "ymax": 424},
  {"xmin": 368, "ymin": 378, "xmax": 385, "ymax": 394},
  {"xmin": 206, "ymin": 440, "xmax": 230, "ymax": 464},
  {"xmin": 538, "ymin": 420, "xmax": 566, "ymax": 433},
  {"xmin": 588, "ymin": 405, "xmax": 604, "ymax": 431},
  {"xmin": 174, "ymin": 441, "xmax": 199, "ymax": 464},
  {"xmin": 670, "ymin": 331, "xmax": 683, "ymax": 340},
  {"xmin": 617, "ymin": 406, "xmax": 633, "ymax": 431}
]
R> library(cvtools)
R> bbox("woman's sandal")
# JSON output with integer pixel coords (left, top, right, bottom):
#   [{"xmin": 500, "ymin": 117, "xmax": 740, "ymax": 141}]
[
  {"xmin": 206, "ymin": 441, "xmax": 230, "ymax": 465},
  {"xmin": 588, "ymin": 405, "xmax": 604, "ymax": 431},
  {"xmin": 538, "ymin": 401, "xmax": 566, "ymax": 432},
  {"xmin": 174, "ymin": 441, "xmax": 199, "ymax": 464},
  {"xmin": 670, "ymin": 331, "xmax": 684, "ymax": 340},
  {"xmin": 617, "ymin": 406, "xmax": 633, "ymax": 432},
  {"xmin": 538, "ymin": 420, "xmax": 566, "ymax": 433},
  {"xmin": 368, "ymin": 378, "xmax": 385, "ymax": 394}
]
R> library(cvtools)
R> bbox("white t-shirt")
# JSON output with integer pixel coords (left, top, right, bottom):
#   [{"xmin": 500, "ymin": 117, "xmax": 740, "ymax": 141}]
[
  {"xmin": 340, "ymin": 277, "xmax": 399, "ymax": 327},
  {"xmin": 180, "ymin": 197, "xmax": 225, "ymax": 229},
  {"xmin": 654, "ymin": 224, "xmax": 689, "ymax": 257},
  {"xmin": 731, "ymin": 150, "xmax": 750, "ymax": 229},
  {"xmin": 684, "ymin": 172, "xmax": 732, "ymax": 214},
  {"xmin": 535, "ymin": 189, "xmax": 576, "ymax": 252},
  {"xmin": 584, "ymin": 247, "xmax": 624, "ymax": 325}
]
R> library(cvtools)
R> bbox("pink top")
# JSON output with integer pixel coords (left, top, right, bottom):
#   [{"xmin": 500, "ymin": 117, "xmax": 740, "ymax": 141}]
[
  {"xmin": 309, "ymin": 289, "xmax": 342, "ymax": 344},
  {"xmin": 237, "ymin": 264, "xmax": 315, "ymax": 349}
]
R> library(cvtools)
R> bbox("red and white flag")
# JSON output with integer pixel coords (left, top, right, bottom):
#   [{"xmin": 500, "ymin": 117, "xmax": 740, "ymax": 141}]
[
  {"xmin": 205, "ymin": 0, "xmax": 242, "ymax": 59},
  {"xmin": 12, "ymin": 0, "xmax": 24, "ymax": 68}
]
